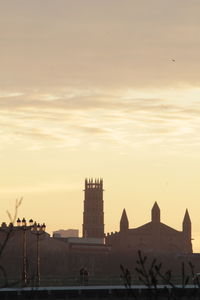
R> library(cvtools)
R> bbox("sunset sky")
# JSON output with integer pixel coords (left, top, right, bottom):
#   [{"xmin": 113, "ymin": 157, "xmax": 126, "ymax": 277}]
[{"xmin": 1, "ymin": 1, "xmax": 200, "ymax": 251}]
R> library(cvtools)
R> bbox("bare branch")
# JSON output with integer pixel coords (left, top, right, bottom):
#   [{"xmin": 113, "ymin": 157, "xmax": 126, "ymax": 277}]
[{"xmin": 6, "ymin": 197, "xmax": 23, "ymax": 224}]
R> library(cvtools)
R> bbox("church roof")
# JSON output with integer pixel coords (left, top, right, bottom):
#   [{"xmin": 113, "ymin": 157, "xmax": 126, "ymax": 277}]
[{"xmin": 128, "ymin": 221, "xmax": 181, "ymax": 235}]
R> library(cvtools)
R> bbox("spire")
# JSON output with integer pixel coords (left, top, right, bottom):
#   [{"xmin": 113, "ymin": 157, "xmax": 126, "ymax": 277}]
[
  {"xmin": 182, "ymin": 209, "xmax": 192, "ymax": 253},
  {"xmin": 183, "ymin": 208, "xmax": 191, "ymax": 233},
  {"xmin": 151, "ymin": 202, "xmax": 160, "ymax": 223},
  {"xmin": 120, "ymin": 209, "xmax": 129, "ymax": 232},
  {"xmin": 183, "ymin": 209, "xmax": 191, "ymax": 223}
]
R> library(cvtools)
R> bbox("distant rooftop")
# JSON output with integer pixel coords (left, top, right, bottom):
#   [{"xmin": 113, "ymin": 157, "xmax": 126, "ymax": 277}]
[{"xmin": 53, "ymin": 229, "xmax": 79, "ymax": 238}]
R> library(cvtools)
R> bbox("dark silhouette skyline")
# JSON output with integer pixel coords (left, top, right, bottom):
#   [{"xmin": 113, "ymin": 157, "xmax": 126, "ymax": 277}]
[{"xmin": 81, "ymin": 178, "xmax": 192, "ymax": 254}]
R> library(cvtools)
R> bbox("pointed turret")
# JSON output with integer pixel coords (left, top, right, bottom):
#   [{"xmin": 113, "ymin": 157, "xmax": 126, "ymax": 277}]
[
  {"xmin": 151, "ymin": 202, "xmax": 160, "ymax": 223},
  {"xmin": 120, "ymin": 209, "xmax": 129, "ymax": 232},
  {"xmin": 182, "ymin": 209, "xmax": 191, "ymax": 235},
  {"xmin": 182, "ymin": 209, "xmax": 192, "ymax": 253}
]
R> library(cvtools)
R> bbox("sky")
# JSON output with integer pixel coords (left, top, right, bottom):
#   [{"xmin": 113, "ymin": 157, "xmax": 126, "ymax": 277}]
[{"xmin": 1, "ymin": 0, "xmax": 200, "ymax": 251}]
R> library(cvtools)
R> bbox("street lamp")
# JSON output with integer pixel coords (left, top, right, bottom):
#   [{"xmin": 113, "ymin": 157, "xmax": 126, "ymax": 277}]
[
  {"xmin": 17, "ymin": 217, "xmax": 36, "ymax": 286},
  {"xmin": 2, "ymin": 218, "xmax": 46, "ymax": 287},
  {"xmin": 31, "ymin": 223, "xmax": 46, "ymax": 286}
]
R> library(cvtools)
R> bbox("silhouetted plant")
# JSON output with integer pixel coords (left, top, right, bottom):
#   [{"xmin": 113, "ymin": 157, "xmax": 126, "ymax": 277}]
[
  {"xmin": 6, "ymin": 198, "xmax": 23, "ymax": 226},
  {"xmin": 154, "ymin": 266, "xmax": 175, "ymax": 289},
  {"xmin": 134, "ymin": 250, "xmax": 200, "ymax": 300},
  {"xmin": 120, "ymin": 264, "xmax": 139, "ymax": 300},
  {"xmin": 188, "ymin": 261, "xmax": 200, "ymax": 288},
  {"xmin": 120, "ymin": 264, "xmax": 131, "ymax": 288},
  {"xmin": 181, "ymin": 262, "xmax": 189, "ymax": 288},
  {"xmin": 135, "ymin": 250, "xmax": 161, "ymax": 290}
]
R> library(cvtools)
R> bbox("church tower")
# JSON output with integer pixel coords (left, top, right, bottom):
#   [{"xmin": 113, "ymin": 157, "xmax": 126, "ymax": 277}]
[
  {"xmin": 120, "ymin": 209, "xmax": 129, "ymax": 232},
  {"xmin": 82, "ymin": 178, "xmax": 104, "ymax": 239}
]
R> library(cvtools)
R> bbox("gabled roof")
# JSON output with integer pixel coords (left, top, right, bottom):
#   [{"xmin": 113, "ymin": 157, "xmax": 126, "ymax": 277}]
[{"xmin": 128, "ymin": 221, "xmax": 181, "ymax": 235}]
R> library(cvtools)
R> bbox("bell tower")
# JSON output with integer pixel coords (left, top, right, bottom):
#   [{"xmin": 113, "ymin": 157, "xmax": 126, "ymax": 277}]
[{"xmin": 82, "ymin": 178, "xmax": 104, "ymax": 238}]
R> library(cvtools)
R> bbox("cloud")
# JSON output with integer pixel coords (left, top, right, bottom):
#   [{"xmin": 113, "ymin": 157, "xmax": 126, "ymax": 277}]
[{"xmin": 0, "ymin": 87, "xmax": 200, "ymax": 151}]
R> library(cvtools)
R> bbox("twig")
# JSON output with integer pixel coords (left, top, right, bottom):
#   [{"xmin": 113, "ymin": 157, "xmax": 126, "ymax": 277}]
[{"xmin": 6, "ymin": 197, "xmax": 23, "ymax": 224}]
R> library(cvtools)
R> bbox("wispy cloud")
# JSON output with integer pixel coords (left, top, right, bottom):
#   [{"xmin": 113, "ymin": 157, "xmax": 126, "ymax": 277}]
[{"xmin": 0, "ymin": 87, "xmax": 200, "ymax": 151}]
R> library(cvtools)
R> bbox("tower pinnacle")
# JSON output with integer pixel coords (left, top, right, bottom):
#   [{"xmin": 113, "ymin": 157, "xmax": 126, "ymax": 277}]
[
  {"xmin": 151, "ymin": 201, "xmax": 160, "ymax": 223},
  {"xmin": 182, "ymin": 209, "xmax": 192, "ymax": 253},
  {"xmin": 182, "ymin": 209, "xmax": 191, "ymax": 233},
  {"xmin": 120, "ymin": 209, "xmax": 129, "ymax": 232}
]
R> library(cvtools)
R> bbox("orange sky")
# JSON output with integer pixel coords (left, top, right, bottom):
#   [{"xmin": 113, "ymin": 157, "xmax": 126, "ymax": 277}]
[{"xmin": 1, "ymin": 0, "xmax": 200, "ymax": 252}]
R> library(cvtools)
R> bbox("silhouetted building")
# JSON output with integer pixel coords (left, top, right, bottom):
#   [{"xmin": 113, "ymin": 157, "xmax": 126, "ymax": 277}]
[
  {"xmin": 0, "ymin": 179, "xmax": 195, "ymax": 283},
  {"xmin": 105, "ymin": 202, "xmax": 193, "ymax": 254},
  {"xmin": 53, "ymin": 229, "xmax": 79, "ymax": 238},
  {"xmin": 82, "ymin": 178, "xmax": 104, "ymax": 239},
  {"xmin": 65, "ymin": 237, "xmax": 110, "ymax": 253}
]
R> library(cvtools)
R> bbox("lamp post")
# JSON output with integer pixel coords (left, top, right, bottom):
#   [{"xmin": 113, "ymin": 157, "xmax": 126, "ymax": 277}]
[
  {"xmin": 17, "ymin": 217, "xmax": 34, "ymax": 286},
  {"xmin": 31, "ymin": 222, "xmax": 46, "ymax": 286}
]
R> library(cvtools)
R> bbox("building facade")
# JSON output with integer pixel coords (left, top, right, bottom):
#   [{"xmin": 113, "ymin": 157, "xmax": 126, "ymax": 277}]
[{"xmin": 105, "ymin": 202, "xmax": 193, "ymax": 254}]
